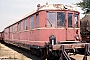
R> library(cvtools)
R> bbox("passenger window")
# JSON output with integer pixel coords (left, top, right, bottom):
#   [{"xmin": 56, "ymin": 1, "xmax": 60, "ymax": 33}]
[
  {"xmin": 18, "ymin": 22, "xmax": 21, "ymax": 31},
  {"xmin": 30, "ymin": 16, "xmax": 34, "ymax": 29},
  {"xmin": 15, "ymin": 24, "xmax": 17, "ymax": 32},
  {"xmin": 6, "ymin": 28, "xmax": 9, "ymax": 34},
  {"xmin": 68, "ymin": 13, "xmax": 72, "ymax": 27},
  {"xmin": 57, "ymin": 12, "xmax": 65, "ymax": 27},
  {"xmin": 25, "ymin": 19, "xmax": 28, "ymax": 30},
  {"xmin": 13, "ymin": 25, "xmax": 15, "ymax": 33},
  {"xmin": 10, "ymin": 27, "xmax": 13, "ymax": 33},
  {"xmin": 21, "ymin": 21, "xmax": 23, "ymax": 31},
  {"xmin": 36, "ymin": 14, "xmax": 39, "ymax": 28},
  {"xmin": 74, "ymin": 14, "xmax": 78, "ymax": 28},
  {"xmin": 47, "ymin": 12, "xmax": 56, "ymax": 27}
]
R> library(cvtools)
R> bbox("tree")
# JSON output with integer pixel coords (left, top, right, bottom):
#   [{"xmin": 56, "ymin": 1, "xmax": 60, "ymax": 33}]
[{"xmin": 76, "ymin": 0, "xmax": 90, "ymax": 14}]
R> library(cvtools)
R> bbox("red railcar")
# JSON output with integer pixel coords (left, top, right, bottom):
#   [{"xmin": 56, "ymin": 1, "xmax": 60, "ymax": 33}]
[
  {"xmin": 4, "ymin": 4, "xmax": 81, "ymax": 46},
  {"xmin": 4, "ymin": 4, "xmax": 90, "ymax": 59}
]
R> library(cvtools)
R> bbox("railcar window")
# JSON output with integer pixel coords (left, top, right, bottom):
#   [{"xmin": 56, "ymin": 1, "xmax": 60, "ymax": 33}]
[
  {"xmin": 5, "ymin": 29, "xmax": 6, "ymax": 33},
  {"xmin": 74, "ymin": 14, "xmax": 78, "ymax": 28},
  {"xmin": 68, "ymin": 13, "xmax": 72, "ymax": 27},
  {"xmin": 25, "ymin": 19, "xmax": 28, "ymax": 30},
  {"xmin": 57, "ymin": 12, "xmax": 65, "ymax": 27},
  {"xmin": 10, "ymin": 27, "xmax": 12, "ymax": 33},
  {"xmin": 36, "ymin": 14, "xmax": 39, "ymax": 28},
  {"xmin": 5, "ymin": 28, "xmax": 9, "ymax": 34},
  {"xmin": 13, "ymin": 25, "xmax": 15, "ymax": 33},
  {"xmin": 21, "ymin": 21, "xmax": 23, "ymax": 31},
  {"xmin": 30, "ymin": 16, "xmax": 34, "ymax": 29},
  {"xmin": 15, "ymin": 24, "xmax": 17, "ymax": 32},
  {"xmin": 18, "ymin": 22, "xmax": 21, "ymax": 31},
  {"xmin": 47, "ymin": 12, "xmax": 56, "ymax": 27}
]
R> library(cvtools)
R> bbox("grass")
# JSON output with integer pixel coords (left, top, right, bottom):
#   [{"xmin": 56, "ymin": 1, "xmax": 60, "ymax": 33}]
[
  {"xmin": 19, "ymin": 54, "xmax": 24, "ymax": 60},
  {"xmin": 0, "ymin": 43, "xmax": 1, "ymax": 50},
  {"xmin": 0, "ymin": 43, "xmax": 26, "ymax": 60},
  {"xmin": 14, "ymin": 53, "xmax": 15, "ymax": 59},
  {"xmin": 8, "ymin": 54, "xmax": 12, "ymax": 58}
]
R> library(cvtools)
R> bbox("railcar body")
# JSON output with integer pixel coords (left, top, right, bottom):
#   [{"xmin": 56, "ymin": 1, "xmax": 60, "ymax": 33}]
[
  {"xmin": 4, "ymin": 4, "xmax": 81, "ymax": 46},
  {"xmin": 3, "ymin": 4, "xmax": 90, "ymax": 59}
]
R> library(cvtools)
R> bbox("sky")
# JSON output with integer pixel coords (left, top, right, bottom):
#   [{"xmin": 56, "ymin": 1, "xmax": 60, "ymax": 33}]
[{"xmin": 0, "ymin": 0, "xmax": 83, "ymax": 31}]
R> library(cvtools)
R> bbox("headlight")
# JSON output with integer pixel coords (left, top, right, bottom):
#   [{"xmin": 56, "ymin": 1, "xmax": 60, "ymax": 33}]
[{"xmin": 76, "ymin": 35, "xmax": 79, "ymax": 40}]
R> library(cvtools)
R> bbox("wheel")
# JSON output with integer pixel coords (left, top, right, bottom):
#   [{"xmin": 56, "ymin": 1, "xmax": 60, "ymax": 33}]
[{"xmin": 40, "ymin": 49, "xmax": 47, "ymax": 60}]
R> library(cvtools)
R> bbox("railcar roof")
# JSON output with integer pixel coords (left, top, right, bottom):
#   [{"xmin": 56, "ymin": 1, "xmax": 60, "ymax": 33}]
[
  {"xmin": 23, "ymin": 4, "xmax": 77, "ymax": 19},
  {"xmin": 5, "ymin": 4, "xmax": 77, "ymax": 29}
]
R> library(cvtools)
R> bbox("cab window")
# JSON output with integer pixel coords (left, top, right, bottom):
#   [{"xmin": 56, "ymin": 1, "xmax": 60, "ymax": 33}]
[
  {"xmin": 47, "ymin": 12, "xmax": 56, "ymax": 27},
  {"xmin": 57, "ymin": 12, "xmax": 65, "ymax": 27}
]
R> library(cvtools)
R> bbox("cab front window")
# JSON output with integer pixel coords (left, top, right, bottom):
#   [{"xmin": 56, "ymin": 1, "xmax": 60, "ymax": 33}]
[
  {"xmin": 46, "ymin": 12, "xmax": 56, "ymax": 27},
  {"xmin": 57, "ymin": 12, "xmax": 65, "ymax": 27}
]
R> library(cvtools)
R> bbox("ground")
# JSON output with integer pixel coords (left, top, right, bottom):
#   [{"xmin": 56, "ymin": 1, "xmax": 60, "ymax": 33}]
[
  {"xmin": 0, "ymin": 42, "xmax": 90, "ymax": 60},
  {"xmin": 70, "ymin": 53, "xmax": 90, "ymax": 60},
  {"xmin": 0, "ymin": 43, "xmax": 32, "ymax": 60}
]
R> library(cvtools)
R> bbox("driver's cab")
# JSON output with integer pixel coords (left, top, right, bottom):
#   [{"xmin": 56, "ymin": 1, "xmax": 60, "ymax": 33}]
[
  {"xmin": 44, "ymin": 4, "xmax": 80, "ymax": 41},
  {"xmin": 37, "ymin": 4, "xmax": 80, "ymax": 41}
]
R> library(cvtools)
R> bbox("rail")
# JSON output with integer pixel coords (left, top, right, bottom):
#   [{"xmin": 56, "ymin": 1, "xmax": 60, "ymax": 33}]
[{"xmin": 59, "ymin": 45, "xmax": 71, "ymax": 60}]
